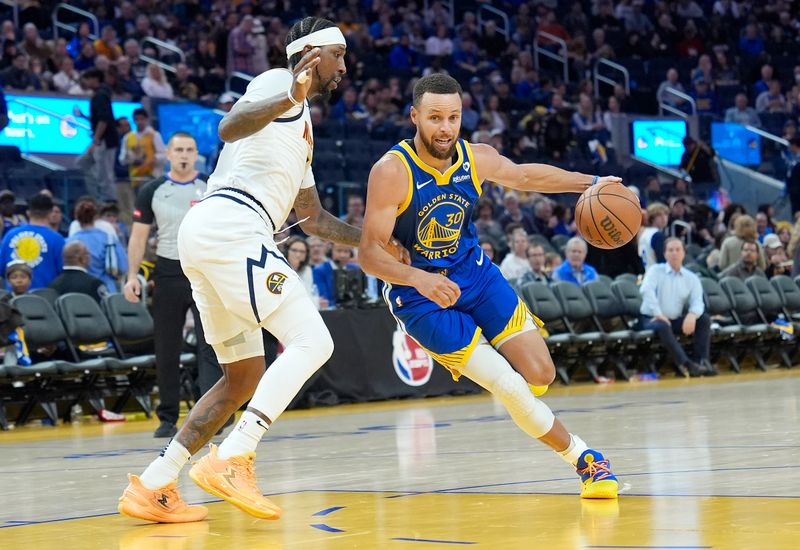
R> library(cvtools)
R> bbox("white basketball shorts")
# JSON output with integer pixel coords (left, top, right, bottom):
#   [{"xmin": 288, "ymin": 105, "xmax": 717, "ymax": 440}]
[{"xmin": 177, "ymin": 188, "xmax": 302, "ymax": 362}]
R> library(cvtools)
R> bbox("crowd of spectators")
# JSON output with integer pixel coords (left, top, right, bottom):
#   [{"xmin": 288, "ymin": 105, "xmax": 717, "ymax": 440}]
[{"xmin": 2, "ymin": 1, "xmax": 800, "ymax": 320}]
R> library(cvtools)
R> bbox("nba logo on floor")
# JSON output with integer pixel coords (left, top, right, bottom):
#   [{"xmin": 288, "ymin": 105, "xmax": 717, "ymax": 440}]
[
  {"xmin": 392, "ymin": 328, "xmax": 433, "ymax": 386},
  {"xmin": 265, "ymin": 272, "xmax": 288, "ymax": 294}
]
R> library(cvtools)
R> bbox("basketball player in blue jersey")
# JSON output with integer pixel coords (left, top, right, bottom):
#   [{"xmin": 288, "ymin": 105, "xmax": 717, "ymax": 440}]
[{"xmin": 360, "ymin": 74, "xmax": 620, "ymax": 498}]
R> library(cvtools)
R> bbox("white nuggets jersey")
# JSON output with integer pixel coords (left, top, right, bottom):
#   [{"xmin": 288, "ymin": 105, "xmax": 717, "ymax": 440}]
[{"xmin": 208, "ymin": 68, "xmax": 316, "ymax": 230}]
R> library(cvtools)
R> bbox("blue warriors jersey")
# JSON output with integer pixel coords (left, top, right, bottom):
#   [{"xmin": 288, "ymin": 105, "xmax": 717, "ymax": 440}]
[
  {"xmin": 382, "ymin": 138, "xmax": 538, "ymax": 374},
  {"xmin": 388, "ymin": 138, "xmax": 482, "ymax": 270}
]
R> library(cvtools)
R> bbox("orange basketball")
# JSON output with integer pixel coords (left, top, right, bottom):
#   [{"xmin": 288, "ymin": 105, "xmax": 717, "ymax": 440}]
[{"xmin": 575, "ymin": 182, "xmax": 642, "ymax": 250}]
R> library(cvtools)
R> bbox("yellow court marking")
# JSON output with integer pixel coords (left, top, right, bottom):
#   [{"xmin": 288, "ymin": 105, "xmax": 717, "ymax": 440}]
[
  {"xmin": 2, "ymin": 368, "xmax": 799, "ymax": 444},
  {"xmin": 1, "ymin": 491, "xmax": 796, "ymax": 549}
]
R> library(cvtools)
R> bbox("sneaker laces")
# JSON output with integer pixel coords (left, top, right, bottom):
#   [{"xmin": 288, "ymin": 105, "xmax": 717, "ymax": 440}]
[
  {"xmin": 230, "ymin": 456, "xmax": 260, "ymax": 494},
  {"xmin": 578, "ymin": 458, "xmax": 613, "ymax": 481}
]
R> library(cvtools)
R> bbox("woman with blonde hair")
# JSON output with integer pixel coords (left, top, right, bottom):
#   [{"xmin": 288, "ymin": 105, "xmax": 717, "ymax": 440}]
[
  {"xmin": 787, "ymin": 219, "xmax": 800, "ymax": 277},
  {"xmin": 718, "ymin": 214, "xmax": 765, "ymax": 271}
]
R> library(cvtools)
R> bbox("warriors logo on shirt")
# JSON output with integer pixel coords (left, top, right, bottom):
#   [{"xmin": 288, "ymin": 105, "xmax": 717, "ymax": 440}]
[
  {"xmin": 414, "ymin": 193, "xmax": 470, "ymax": 260},
  {"xmin": 266, "ymin": 272, "xmax": 288, "ymax": 294},
  {"xmin": 10, "ymin": 231, "xmax": 48, "ymax": 267}
]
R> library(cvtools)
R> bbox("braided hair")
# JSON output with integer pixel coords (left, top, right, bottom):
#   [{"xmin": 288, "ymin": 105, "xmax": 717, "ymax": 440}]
[{"xmin": 285, "ymin": 17, "xmax": 338, "ymax": 68}]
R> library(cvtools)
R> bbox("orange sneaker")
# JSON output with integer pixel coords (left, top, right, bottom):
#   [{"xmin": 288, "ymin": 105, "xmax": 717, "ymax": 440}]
[
  {"xmin": 118, "ymin": 474, "xmax": 208, "ymax": 523},
  {"xmin": 189, "ymin": 444, "xmax": 281, "ymax": 520}
]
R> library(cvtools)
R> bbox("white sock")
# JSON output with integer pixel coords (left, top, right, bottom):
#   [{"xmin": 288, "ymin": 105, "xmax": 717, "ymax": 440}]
[
  {"xmin": 139, "ymin": 439, "xmax": 191, "ymax": 489},
  {"xmin": 217, "ymin": 411, "xmax": 269, "ymax": 459},
  {"xmin": 558, "ymin": 434, "xmax": 589, "ymax": 466}
]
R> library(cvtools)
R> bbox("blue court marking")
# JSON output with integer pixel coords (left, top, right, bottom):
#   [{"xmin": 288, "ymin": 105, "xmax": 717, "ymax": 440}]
[
  {"xmin": 310, "ymin": 523, "xmax": 345, "ymax": 533},
  {"xmin": 383, "ymin": 463, "xmax": 796, "ymax": 499},
  {"xmin": 392, "ymin": 537, "xmax": 476, "ymax": 545},
  {"xmin": 312, "ymin": 506, "xmax": 346, "ymax": 517}
]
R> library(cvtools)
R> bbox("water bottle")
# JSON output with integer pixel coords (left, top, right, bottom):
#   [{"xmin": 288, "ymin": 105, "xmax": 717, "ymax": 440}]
[{"xmin": 310, "ymin": 284, "xmax": 321, "ymax": 310}]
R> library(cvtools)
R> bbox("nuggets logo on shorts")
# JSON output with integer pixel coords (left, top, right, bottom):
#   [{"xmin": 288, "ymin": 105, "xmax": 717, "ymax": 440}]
[{"xmin": 265, "ymin": 272, "xmax": 288, "ymax": 294}]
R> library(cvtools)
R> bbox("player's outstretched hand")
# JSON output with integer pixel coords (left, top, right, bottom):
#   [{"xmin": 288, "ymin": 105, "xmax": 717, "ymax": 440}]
[
  {"xmin": 387, "ymin": 237, "xmax": 411, "ymax": 265},
  {"xmin": 123, "ymin": 278, "xmax": 141, "ymax": 303},
  {"xmin": 415, "ymin": 272, "xmax": 461, "ymax": 309},
  {"xmin": 290, "ymin": 47, "xmax": 321, "ymax": 105}
]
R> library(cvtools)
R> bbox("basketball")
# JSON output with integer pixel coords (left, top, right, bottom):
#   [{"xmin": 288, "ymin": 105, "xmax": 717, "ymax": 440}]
[{"xmin": 575, "ymin": 181, "xmax": 642, "ymax": 250}]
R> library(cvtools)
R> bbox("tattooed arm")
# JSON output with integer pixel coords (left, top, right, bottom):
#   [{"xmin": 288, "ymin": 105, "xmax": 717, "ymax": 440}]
[
  {"xmin": 293, "ymin": 186, "xmax": 411, "ymax": 263},
  {"xmin": 293, "ymin": 186, "xmax": 361, "ymax": 246}
]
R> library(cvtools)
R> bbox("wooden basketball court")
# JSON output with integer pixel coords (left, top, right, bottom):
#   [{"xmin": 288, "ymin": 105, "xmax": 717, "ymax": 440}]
[{"xmin": 1, "ymin": 370, "xmax": 797, "ymax": 549}]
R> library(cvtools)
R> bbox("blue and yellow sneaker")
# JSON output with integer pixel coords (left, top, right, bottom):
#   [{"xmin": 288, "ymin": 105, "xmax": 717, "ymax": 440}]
[{"xmin": 576, "ymin": 449, "xmax": 618, "ymax": 499}]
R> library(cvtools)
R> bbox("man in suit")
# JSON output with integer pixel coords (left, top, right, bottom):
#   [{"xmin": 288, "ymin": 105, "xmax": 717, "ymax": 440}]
[{"xmin": 49, "ymin": 241, "xmax": 108, "ymax": 303}]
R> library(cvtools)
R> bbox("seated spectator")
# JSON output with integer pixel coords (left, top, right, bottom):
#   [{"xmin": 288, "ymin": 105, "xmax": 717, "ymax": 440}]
[
  {"xmin": 639, "ymin": 202, "xmax": 670, "ymax": 271},
  {"xmin": 0, "ymin": 193, "xmax": 64, "ymax": 289},
  {"xmin": 473, "ymin": 198, "xmax": 504, "ymax": 249},
  {"xmin": 755, "ymin": 80, "xmax": 787, "ymax": 113},
  {"xmin": 1, "ymin": 53, "xmax": 37, "ymax": 91},
  {"xmin": 48, "ymin": 241, "xmax": 108, "ymax": 303},
  {"xmin": 519, "ymin": 244, "xmax": 551, "ymax": 284},
  {"xmin": 283, "ymin": 236, "xmax": 318, "ymax": 299},
  {"xmin": 331, "ymin": 88, "xmax": 366, "ymax": 121},
  {"xmin": 5, "ymin": 260, "xmax": 32, "ymax": 297},
  {"xmin": 738, "ymin": 23, "xmax": 764, "ymax": 56},
  {"xmin": 498, "ymin": 190, "xmax": 536, "ymax": 234},
  {"xmin": 67, "ymin": 200, "xmax": 128, "ymax": 293},
  {"xmin": 1, "ymin": 190, "xmax": 26, "ymax": 237},
  {"xmin": 763, "ymin": 235, "xmax": 791, "ymax": 278},
  {"xmin": 531, "ymin": 199, "xmax": 555, "ymax": 239},
  {"xmin": 718, "ymin": 215, "xmax": 766, "ymax": 271},
  {"xmin": 553, "ymin": 237, "xmax": 597, "ymax": 286},
  {"xmin": 720, "ymin": 240, "xmax": 766, "ymax": 280},
  {"xmin": 725, "ymin": 93, "xmax": 760, "ymax": 127},
  {"xmin": 479, "ymin": 240, "xmax": 497, "ymax": 264},
  {"xmin": 313, "ymin": 243, "xmax": 358, "ymax": 307},
  {"xmin": 552, "ymin": 204, "xmax": 576, "ymax": 237},
  {"xmin": 691, "ymin": 80, "xmax": 716, "ymax": 115},
  {"xmin": 141, "ymin": 64, "xmax": 174, "ymax": 100},
  {"xmin": 500, "ymin": 230, "xmax": 532, "ymax": 280},
  {"xmin": 94, "ymin": 25, "xmax": 122, "ymax": 61},
  {"xmin": 640, "ymin": 237, "xmax": 713, "ymax": 377},
  {"xmin": 53, "ymin": 57, "xmax": 84, "ymax": 94},
  {"xmin": 656, "ymin": 68, "xmax": 686, "ymax": 108},
  {"xmin": 544, "ymin": 251, "xmax": 563, "ymax": 274},
  {"xmin": 340, "ymin": 194, "xmax": 365, "ymax": 227}
]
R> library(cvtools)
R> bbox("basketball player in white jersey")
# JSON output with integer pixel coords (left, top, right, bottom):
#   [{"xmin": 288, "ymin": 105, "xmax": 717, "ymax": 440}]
[{"xmin": 118, "ymin": 17, "xmax": 406, "ymax": 523}]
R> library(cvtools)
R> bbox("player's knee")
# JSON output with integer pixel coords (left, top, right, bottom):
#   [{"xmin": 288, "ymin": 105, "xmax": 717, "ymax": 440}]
[
  {"xmin": 285, "ymin": 321, "xmax": 333, "ymax": 368},
  {"xmin": 517, "ymin": 356, "xmax": 556, "ymax": 386},
  {"xmin": 314, "ymin": 328, "xmax": 335, "ymax": 365},
  {"xmin": 494, "ymin": 370, "xmax": 554, "ymax": 438}
]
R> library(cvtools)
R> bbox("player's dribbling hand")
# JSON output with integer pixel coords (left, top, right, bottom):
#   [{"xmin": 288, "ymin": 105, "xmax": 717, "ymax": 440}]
[
  {"xmin": 123, "ymin": 279, "xmax": 142, "ymax": 303},
  {"xmin": 573, "ymin": 175, "xmax": 623, "ymax": 193},
  {"xmin": 415, "ymin": 272, "xmax": 461, "ymax": 309},
  {"xmin": 387, "ymin": 237, "xmax": 411, "ymax": 265},
  {"xmin": 291, "ymin": 47, "xmax": 321, "ymax": 104}
]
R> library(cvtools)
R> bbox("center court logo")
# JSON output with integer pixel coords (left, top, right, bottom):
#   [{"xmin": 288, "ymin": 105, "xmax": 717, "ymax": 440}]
[{"xmin": 392, "ymin": 328, "xmax": 433, "ymax": 386}]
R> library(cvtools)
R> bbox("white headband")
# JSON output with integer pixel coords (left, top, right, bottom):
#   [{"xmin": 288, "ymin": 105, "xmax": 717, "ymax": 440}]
[{"xmin": 286, "ymin": 27, "xmax": 346, "ymax": 60}]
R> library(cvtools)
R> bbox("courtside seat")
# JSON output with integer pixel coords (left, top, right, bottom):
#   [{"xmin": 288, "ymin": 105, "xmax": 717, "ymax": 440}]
[
  {"xmin": 718, "ymin": 277, "xmax": 773, "ymax": 371},
  {"xmin": 770, "ymin": 275, "xmax": 800, "ymax": 322},
  {"xmin": 700, "ymin": 277, "xmax": 746, "ymax": 372},
  {"xmin": 745, "ymin": 276, "xmax": 792, "ymax": 368},
  {"xmin": 519, "ymin": 281, "xmax": 573, "ymax": 384},
  {"xmin": 551, "ymin": 282, "xmax": 608, "ymax": 382},
  {"xmin": 582, "ymin": 280, "xmax": 634, "ymax": 380}
]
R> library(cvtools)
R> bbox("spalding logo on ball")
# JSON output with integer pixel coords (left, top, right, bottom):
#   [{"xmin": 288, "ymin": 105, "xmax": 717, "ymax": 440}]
[{"xmin": 575, "ymin": 181, "xmax": 642, "ymax": 249}]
